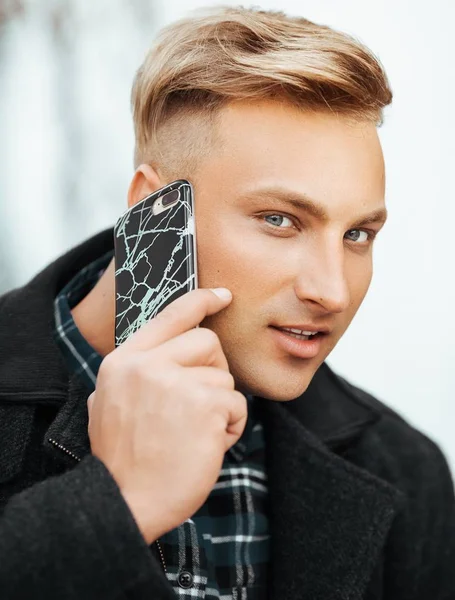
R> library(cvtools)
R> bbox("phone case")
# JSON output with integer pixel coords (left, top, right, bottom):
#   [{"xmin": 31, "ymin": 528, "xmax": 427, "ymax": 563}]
[{"xmin": 114, "ymin": 180, "xmax": 197, "ymax": 346}]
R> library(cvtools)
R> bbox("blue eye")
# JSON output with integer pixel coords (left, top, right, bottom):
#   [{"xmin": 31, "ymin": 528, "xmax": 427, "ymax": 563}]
[
  {"xmin": 264, "ymin": 214, "xmax": 293, "ymax": 228},
  {"xmin": 345, "ymin": 229, "xmax": 369, "ymax": 243}
]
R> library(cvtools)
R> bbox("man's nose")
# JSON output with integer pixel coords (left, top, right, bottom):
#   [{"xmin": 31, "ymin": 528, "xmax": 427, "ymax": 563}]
[{"xmin": 294, "ymin": 245, "xmax": 350, "ymax": 314}]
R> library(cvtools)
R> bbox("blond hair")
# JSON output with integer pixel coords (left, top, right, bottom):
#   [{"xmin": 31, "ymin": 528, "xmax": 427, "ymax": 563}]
[{"xmin": 132, "ymin": 6, "xmax": 392, "ymax": 174}]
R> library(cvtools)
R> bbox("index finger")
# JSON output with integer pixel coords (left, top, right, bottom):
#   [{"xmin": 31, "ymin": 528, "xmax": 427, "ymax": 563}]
[{"xmin": 119, "ymin": 287, "xmax": 232, "ymax": 352}]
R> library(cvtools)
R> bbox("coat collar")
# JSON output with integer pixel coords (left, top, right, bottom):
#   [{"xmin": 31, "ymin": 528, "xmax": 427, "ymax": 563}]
[
  {"xmin": 0, "ymin": 229, "xmax": 402, "ymax": 599},
  {"xmin": 0, "ymin": 228, "xmax": 114, "ymax": 402}
]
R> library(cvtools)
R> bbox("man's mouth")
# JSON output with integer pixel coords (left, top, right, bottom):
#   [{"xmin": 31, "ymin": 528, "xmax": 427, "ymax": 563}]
[
  {"xmin": 268, "ymin": 325, "xmax": 330, "ymax": 359},
  {"xmin": 274, "ymin": 327, "xmax": 321, "ymax": 341}
]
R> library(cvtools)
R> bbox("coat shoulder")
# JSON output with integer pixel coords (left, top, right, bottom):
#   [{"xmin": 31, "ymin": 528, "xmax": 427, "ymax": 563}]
[{"xmin": 332, "ymin": 370, "xmax": 453, "ymax": 494}]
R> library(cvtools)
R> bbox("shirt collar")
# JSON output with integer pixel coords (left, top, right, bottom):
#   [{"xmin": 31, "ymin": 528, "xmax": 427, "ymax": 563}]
[{"xmin": 53, "ymin": 250, "xmax": 113, "ymax": 391}]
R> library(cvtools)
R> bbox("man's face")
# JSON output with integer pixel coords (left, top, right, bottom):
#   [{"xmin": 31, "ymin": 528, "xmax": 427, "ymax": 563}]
[{"xmin": 191, "ymin": 99, "xmax": 387, "ymax": 401}]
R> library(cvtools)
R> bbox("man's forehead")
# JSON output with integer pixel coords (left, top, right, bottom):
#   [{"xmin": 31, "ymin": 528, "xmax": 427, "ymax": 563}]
[{"xmin": 213, "ymin": 101, "xmax": 383, "ymax": 170}]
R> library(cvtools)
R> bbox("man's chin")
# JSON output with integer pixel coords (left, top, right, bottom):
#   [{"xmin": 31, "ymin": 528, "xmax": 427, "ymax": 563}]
[
  {"xmin": 236, "ymin": 370, "xmax": 316, "ymax": 402},
  {"xmin": 254, "ymin": 385, "xmax": 310, "ymax": 402},
  {"xmin": 228, "ymin": 343, "xmax": 326, "ymax": 402}
]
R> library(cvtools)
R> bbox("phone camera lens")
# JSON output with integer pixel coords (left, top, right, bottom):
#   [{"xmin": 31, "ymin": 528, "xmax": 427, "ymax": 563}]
[{"xmin": 162, "ymin": 189, "xmax": 180, "ymax": 207}]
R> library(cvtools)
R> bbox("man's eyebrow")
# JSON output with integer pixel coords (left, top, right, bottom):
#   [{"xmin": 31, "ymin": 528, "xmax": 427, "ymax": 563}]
[
  {"xmin": 351, "ymin": 208, "xmax": 388, "ymax": 228},
  {"xmin": 240, "ymin": 187, "xmax": 388, "ymax": 227}
]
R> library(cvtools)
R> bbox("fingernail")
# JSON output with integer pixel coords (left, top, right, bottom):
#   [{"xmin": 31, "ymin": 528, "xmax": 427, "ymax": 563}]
[{"xmin": 210, "ymin": 288, "xmax": 232, "ymax": 301}]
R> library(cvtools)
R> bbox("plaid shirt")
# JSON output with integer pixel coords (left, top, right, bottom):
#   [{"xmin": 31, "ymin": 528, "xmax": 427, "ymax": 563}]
[{"xmin": 53, "ymin": 250, "xmax": 269, "ymax": 599}]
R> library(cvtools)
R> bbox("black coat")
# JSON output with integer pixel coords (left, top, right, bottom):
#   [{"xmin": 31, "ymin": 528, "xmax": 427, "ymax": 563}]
[{"xmin": 0, "ymin": 229, "xmax": 453, "ymax": 600}]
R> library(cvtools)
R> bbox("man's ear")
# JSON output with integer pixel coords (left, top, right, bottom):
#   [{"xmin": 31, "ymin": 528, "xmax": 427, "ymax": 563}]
[{"xmin": 127, "ymin": 164, "xmax": 164, "ymax": 209}]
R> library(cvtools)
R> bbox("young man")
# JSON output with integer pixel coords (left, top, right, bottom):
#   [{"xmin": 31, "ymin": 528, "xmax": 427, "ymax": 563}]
[{"xmin": 0, "ymin": 6, "xmax": 453, "ymax": 600}]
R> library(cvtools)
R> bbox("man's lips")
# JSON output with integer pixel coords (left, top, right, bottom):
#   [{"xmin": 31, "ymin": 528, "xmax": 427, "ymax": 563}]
[
  {"xmin": 269, "ymin": 323, "xmax": 332, "ymax": 335},
  {"xmin": 269, "ymin": 325, "xmax": 329, "ymax": 359}
]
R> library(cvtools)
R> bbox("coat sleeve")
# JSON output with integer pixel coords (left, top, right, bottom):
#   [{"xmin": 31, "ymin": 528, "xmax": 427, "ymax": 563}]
[{"xmin": 0, "ymin": 455, "xmax": 176, "ymax": 599}]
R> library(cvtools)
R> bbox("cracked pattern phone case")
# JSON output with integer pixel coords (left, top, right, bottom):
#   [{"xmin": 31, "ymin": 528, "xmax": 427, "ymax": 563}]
[{"xmin": 114, "ymin": 180, "xmax": 197, "ymax": 346}]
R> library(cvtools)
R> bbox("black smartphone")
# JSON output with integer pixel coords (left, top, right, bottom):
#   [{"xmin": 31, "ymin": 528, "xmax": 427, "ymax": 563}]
[{"xmin": 113, "ymin": 179, "xmax": 198, "ymax": 346}]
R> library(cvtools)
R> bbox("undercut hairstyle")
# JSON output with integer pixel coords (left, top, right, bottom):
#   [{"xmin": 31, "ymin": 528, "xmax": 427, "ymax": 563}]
[{"xmin": 131, "ymin": 6, "xmax": 392, "ymax": 178}]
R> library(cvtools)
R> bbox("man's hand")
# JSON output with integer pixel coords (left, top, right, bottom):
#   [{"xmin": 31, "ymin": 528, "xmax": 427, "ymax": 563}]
[{"xmin": 87, "ymin": 288, "xmax": 247, "ymax": 544}]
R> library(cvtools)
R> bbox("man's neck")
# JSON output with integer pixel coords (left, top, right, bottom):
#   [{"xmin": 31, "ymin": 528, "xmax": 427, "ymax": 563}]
[{"xmin": 70, "ymin": 257, "xmax": 117, "ymax": 357}]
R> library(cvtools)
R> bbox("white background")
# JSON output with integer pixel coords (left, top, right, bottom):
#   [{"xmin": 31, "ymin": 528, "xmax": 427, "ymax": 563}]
[{"xmin": 1, "ymin": 0, "xmax": 454, "ymax": 470}]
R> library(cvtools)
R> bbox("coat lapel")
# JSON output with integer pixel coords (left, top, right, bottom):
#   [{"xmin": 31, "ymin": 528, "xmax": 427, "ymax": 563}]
[{"xmin": 260, "ymin": 397, "xmax": 402, "ymax": 600}]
